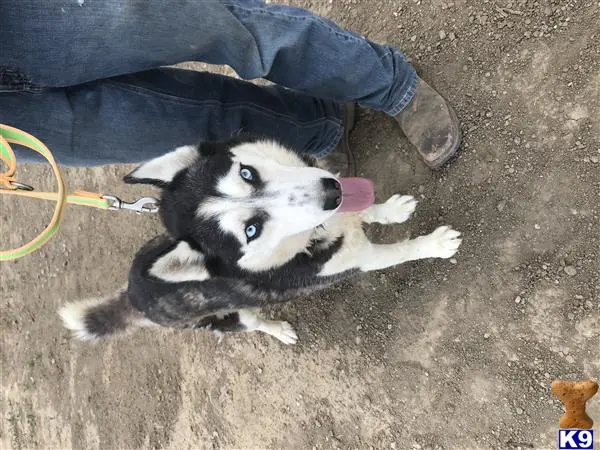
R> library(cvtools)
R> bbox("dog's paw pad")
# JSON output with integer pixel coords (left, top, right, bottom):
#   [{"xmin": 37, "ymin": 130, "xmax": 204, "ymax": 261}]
[
  {"xmin": 425, "ymin": 225, "xmax": 462, "ymax": 259},
  {"xmin": 381, "ymin": 194, "xmax": 418, "ymax": 223},
  {"xmin": 272, "ymin": 321, "xmax": 298, "ymax": 345}
]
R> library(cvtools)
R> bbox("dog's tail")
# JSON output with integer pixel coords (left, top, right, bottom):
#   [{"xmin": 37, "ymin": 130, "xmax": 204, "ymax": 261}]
[{"xmin": 58, "ymin": 288, "xmax": 150, "ymax": 340}]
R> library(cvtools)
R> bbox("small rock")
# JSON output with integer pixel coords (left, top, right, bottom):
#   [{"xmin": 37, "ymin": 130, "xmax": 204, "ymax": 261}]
[
  {"xmin": 515, "ymin": 296, "xmax": 522, "ymax": 304},
  {"xmin": 439, "ymin": 30, "xmax": 447, "ymax": 39},
  {"xmin": 497, "ymin": 201, "xmax": 506, "ymax": 212},
  {"xmin": 449, "ymin": 32, "xmax": 456, "ymax": 40},
  {"xmin": 508, "ymin": 167, "xmax": 515, "ymax": 174},
  {"xmin": 355, "ymin": 336, "xmax": 361, "ymax": 345},
  {"xmin": 534, "ymin": 223, "xmax": 540, "ymax": 229},
  {"xmin": 450, "ymin": 258, "xmax": 457, "ymax": 264},
  {"xmin": 591, "ymin": 156, "xmax": 599, "ymax": 164},
  {"xmin": 516, "ymin": 407, "xmax": 524, "ymax": 415},
  {"xmin": 410, "ymin": 35, "xmax": 417, "ymax": 42},
  {"xmin": 484, "ymin": 333, "xmax": 490, "ymax": 339},
  {"xmin": 566, "ymin": 355, "xmax": 575, "ymax": 364},
  {"xmin": 564, "ymin": 266, "xmax": 577, "ymax": 276}
]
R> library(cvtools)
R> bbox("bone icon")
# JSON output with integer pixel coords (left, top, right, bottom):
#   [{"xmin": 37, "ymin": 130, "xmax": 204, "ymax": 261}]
[{"xmin": 551, "ymin": 379, "xmax": 598, "ymax": 429}]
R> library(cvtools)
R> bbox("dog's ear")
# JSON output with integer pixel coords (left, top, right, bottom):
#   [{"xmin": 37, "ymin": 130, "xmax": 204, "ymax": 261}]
[
  {"xmin": 148, "ymin": 239, "xmax": 209, "ymax": 283},
  {"xmin": 124, "ymin": 145, "xmax": 199, "ymax": 186}
]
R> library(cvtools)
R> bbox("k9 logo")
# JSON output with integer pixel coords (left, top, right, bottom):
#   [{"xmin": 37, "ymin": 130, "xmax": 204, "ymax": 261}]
[{"xmin": 558, "ymin": 430, "xmax": 595, "ymax": 450}]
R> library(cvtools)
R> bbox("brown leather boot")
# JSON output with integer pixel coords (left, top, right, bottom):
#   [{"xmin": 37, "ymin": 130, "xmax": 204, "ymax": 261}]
[
  {"xmin": 324, "ymin": 103, "xmax": 356, "ymax": 176},
  {"xmin": 395, "ymin": 77, "xmax": 461, "ymax": 169}
]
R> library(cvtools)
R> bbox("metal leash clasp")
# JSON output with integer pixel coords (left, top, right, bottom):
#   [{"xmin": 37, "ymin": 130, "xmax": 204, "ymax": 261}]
[
  {"xmin": 102, "ymin": 195, "xmax": 160, "ymax": 213},
  {"xmin": 0, "ymin": 180, "xmax": 34, "ymax": 191}
]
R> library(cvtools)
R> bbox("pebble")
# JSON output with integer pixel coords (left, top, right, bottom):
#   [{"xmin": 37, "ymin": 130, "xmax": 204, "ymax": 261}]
[
  {"xmin": 484, "ymin": 333, "xmax": 491, "ymax": 339},
  {"xmin": 450, "ymin": 258, "xmax": 458, "ymax": 264},
  {"xmin": 564, "ymin": 266, "xmax": 577, "ymax": 276},
  {"xmin": 497, "ymin": 201, "xmax": 506, "ymax": 212},
  {"xmin": 508, "ymin": 167, "xmax": 515, "ymax": 174},
  {"xmin": 516, "ymin": 407, "xmax": 524, "ymax": 415},
  {"xmin": 566, "ymin": 355, "xmax": 575, "ymax": 364},
  {"xmin": 515, "ymin": 296, "xmax": 522, "ymax": 304},
  {"xmin": 534, "ymin": 223, "xmax": 540, "ymax": 229},
  {"xmin": 449, "ymin": 32, "xmax": 456, "ymax": 40},
  {"xmin": 439, "ymin": 30, "xmax": 447, "ymax": 39},
  {"xmin": 591, "ymin": 156, "xmax": 599, "ymax": 164}
]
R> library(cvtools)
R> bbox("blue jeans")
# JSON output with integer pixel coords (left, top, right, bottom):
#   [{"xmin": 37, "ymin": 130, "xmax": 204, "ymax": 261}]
[{"xmin": 0, "ymin": 0, "xmax": 417, "ymax": 166}]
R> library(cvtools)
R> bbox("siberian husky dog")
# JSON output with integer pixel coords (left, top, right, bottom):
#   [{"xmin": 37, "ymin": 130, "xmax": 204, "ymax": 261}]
[{"xmin": 59, "ymin": 136, "xmax": 462, "ymax": 344}]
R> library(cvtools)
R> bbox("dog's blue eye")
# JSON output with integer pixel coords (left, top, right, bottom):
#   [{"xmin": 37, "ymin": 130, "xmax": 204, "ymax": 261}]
[
  {"xmin": 240, "ymin": 168, "xmax": 253, "ymax": 180},
  {"xmin": 245, "ymin": 224, "xmax": 257, "ymax": 238}
]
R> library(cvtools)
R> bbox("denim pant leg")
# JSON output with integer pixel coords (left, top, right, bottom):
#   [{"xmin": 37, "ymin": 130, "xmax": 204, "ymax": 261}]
[
  {"xmin": 0, "ymin": 69, "xmax": 343, "ymax": 166},
  {"xmin": 1, "ymin": 0, "xmax": 417, "ymax": 115}
]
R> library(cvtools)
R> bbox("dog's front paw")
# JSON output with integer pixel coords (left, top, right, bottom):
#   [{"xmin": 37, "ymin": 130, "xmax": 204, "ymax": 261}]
[
  {"xmin": 422, "ymin": 226, "xmax": 462, "ymax": 259},
  {"xmin": 366, "ymin": 194, "xmax": 417, "ymax": 224},
  {"xmin": 271, "ymin": 321, "xmax": 298, "ymax": 345}
]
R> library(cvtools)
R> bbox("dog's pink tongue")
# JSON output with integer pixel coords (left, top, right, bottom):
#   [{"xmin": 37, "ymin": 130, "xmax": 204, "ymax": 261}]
[{"xmin": 337, "ymin": 178, "xmax": 375, "ymax": 213}]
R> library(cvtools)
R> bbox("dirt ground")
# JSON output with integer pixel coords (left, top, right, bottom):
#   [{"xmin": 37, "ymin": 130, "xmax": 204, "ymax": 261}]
[{"xmin": 2, "ymin": 0, "xmax": 599, "ymax": 449}]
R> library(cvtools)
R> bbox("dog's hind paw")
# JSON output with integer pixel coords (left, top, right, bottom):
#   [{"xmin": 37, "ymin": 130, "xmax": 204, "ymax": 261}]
[
  {"xmin": 270, "ymin": 321, "xmax": 298, "ymax": 345},
  {"xmin": 422, "ymin": 225, "xmax": 462, "ymax": 259}
]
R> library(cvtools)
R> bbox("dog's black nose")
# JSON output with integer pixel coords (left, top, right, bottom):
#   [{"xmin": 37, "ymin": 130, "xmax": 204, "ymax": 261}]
[{"xmin": 321, "ymin": 177, "xmax": 342, "ymax": 211}]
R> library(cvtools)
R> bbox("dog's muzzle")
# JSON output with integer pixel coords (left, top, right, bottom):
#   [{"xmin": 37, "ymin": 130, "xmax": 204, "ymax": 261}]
[{"xmin": 321, "ymin": 178, "xmax": 342, "ymax": 211}]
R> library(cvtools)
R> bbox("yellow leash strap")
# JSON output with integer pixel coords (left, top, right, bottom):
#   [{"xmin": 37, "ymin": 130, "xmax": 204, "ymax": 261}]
[{"xmin": 0, "ymin": 124, "xmax": 158, "ymax": 261}]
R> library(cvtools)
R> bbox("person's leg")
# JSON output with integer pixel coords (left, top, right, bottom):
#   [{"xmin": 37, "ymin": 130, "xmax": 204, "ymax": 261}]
[
  {"xmin": 1, "ymin": 0, "xmax": 457, "ymax": 168},
  {"xmin": 0, "ymin": 68, "xmax": 344, "ymax": 166},
  {"xmin": 0, "ymin": 0, "xmax": 416, "ymax": 114}
]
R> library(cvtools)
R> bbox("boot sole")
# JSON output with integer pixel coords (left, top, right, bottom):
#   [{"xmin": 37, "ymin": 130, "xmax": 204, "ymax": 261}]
[{"xmin": 342, "ymin": 103, "xmax": 357, "ymax": 176}]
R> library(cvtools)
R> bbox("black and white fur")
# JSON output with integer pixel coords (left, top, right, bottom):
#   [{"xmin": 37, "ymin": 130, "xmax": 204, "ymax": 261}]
[{"xmin": 59, "ymin": 136, "xmax": 462, "ymax": 344}]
